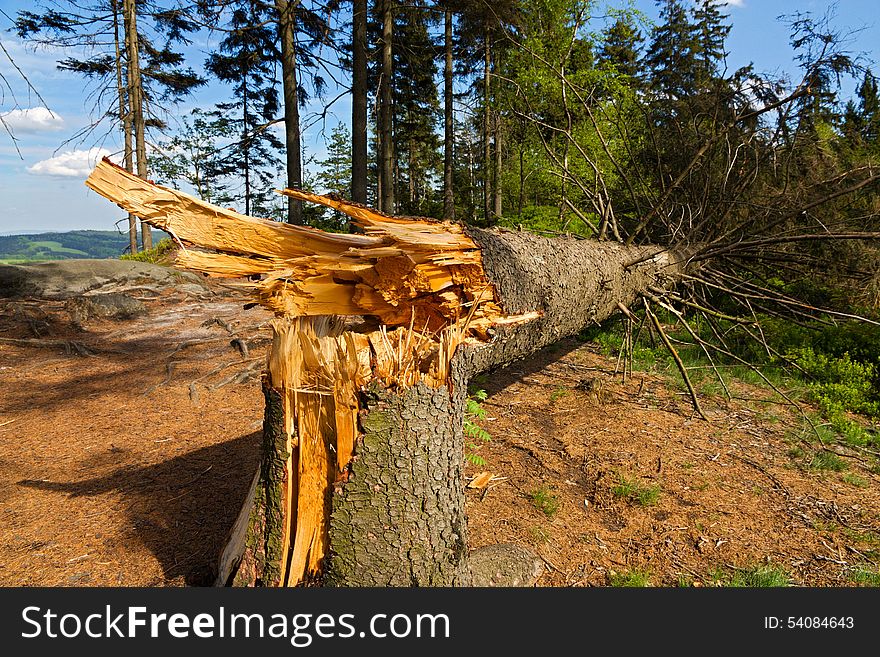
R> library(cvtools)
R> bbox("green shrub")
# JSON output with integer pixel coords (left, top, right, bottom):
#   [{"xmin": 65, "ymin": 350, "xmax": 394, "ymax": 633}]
[
  {"xmin": 791, "ymin": 347, "xmax": 880, "ymax": 417},
  {"xmin": 120, "ymin": 238, "xmax": 175, "ymax": 264}
]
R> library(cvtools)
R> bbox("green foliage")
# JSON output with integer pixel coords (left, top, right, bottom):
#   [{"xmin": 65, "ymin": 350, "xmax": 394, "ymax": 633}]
[
  {"xmin": 808, "ymin": 450, "xmax": 848, "ymax": 473},
  {"xmin": 609, "ymin": 569, "xmax": 651, "ymax": 587},
  {"xmin": 727, "ymin": 565, "xmax": 790, "ymax": 588},
  {"xmin": 313, "ymin": 123, "xmax": 353, "ymax": 231},
  {"xmin": 791, "ymin": 347, "xmax": 880, "ymax": 417},
  {"xmin": 205, "ymin": 0, "xmax": 285, "ymax": 220},
  {"xmin": 841, "ymin": 473, "xmax": 868, "ymax": 488},
  {"xmin": 709, "ymin": 564, "xmax": 790, "ymax": 587},
  {"xmin": 849, "ymin": 566, "xmax": 880, "ymax": 587},
  {"xmin": 587, "ymin": 310, "xmax": 880, "ymax": 458},
  {"xmin": 529, "ymin": 485, "xmax": 560, "ymax": 518},
  {"xmin": 120, "ymin": 238, "xmax": 175, "ymax": 264},
  {"xmin": 464, "ymin": 389, "xmax": 491, "ymax": 466},
  {"xmin": 149, "ymin": 108, "xmax": 235, "ymax": 204},
  {"xmin": 611, "ymin": 474, "xmax": 661, "ymax": 506}
]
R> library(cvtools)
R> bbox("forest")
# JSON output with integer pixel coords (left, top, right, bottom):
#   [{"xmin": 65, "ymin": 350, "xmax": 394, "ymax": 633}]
[{"xmin": 5, "ymin": 0, "xmax": 880, "ymax": 589}]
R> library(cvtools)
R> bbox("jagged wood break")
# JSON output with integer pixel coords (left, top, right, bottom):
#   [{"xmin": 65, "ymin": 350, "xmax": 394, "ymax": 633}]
[
  {"xmin": 86, "ymin": 158, "xmax": 684, "ymax": 586},
  {"xmin": 85, "ymin": 158, "xmax": 537, "ymax": 585}
]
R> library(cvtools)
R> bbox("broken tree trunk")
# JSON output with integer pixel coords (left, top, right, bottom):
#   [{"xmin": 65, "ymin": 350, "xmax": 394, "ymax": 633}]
[{"xmin": 85, "ymin": 158, "xmax": 687, "ymax": 586}]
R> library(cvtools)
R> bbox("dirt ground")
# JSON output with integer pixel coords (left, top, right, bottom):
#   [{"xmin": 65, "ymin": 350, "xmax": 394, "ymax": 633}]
[{"xmin": 1, "ymin": 280, "xmax": 878, "ymax": 586}]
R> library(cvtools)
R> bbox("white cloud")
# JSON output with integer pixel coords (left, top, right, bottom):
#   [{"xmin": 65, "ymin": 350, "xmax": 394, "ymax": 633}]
[
  {"xmin": 0, "ymin": 107, "xmax": 65, "ymax": 134},
  {"xmin": 27, "ymin": 148, "xmax": 113, "ymax": 178},
  {"xmin": 718, "ymin": 0, "xmax": 745, "ymax": 7}
]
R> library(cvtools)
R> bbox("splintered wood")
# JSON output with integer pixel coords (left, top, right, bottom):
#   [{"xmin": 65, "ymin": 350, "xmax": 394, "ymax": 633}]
[
  {"xmin": 85, "ymin": 158, "xmax": 538, "ymax": 586},
  {"xmin": 86, "ymin": 158, "xmax": 505, "ymax": 335}
]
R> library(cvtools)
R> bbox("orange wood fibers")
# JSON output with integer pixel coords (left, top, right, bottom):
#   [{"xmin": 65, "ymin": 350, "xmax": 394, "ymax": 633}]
[{"xmin": 85, "ymin": 158, "xmax": 539, "ymax": 585}]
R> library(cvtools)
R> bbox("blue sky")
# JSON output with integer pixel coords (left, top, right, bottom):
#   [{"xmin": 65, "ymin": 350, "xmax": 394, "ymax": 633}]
[{"xmin": 0, "ymin": 0, "xmax": 877, "ymax": 235}]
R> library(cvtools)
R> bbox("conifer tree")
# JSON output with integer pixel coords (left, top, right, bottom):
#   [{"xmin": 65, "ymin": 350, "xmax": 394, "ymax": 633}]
[
  {"xmin": 205, "ymin": 0, "xmax": 284, "ymax": 219},
  {"xmin": 16, "ymin": 0, "xmax": 204, "ymax": 250},
  {"xmin": 644, "ymin": 0, "xmax": 699, "ymax": 99},
  {"xmin": 316, "ymin": 122, "xmax": 354, "ymax": 229},
  {"xmin": 596, "ymin": 15, "xmax": 643, "ymax": 82}
]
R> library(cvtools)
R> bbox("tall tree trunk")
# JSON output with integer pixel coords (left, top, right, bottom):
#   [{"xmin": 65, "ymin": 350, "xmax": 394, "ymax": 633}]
[
  {"xmin": 493, "ymin": 113, "xmax": 502, "ymax": 219},
  {"xmin": 467, "ymin": 131, "xmax": 475, "ymax": 213},
  {"xmin": 243, "ymin": 82, "xmax": 251, "ymax": 217},
  {"xmin": 482, "ymin": 25, "xmax": 491, "ymax": 224},
  {"xmin": 351, "ymin": 0, "xmax": 368, "ymax": 205},
  {"xmin": 112, "ymin": 0, "xmax": 137, "ymax": 255},
  {"xmin": 276, "ymin": 0, "xmax": 303, "ymax": 225},
  {"xmin": 85, "ymin": 161, "xmax": 688, "ymax": 586},
  {"xmin": 123, "ymin": 0, "xmax": 151, "ymax": 250},
  {"xmin": 443, "ymin": 8, "xmax": 455, "ymax": 221},
  {"xmin": 408, "ymin": 125, "xmax": 415, "ymax": 211},
  {"xmin": 378, "ymin": 0, "xmax": 395, "ymax": 214},
  {"xmin": 518, "ymin": 146, "xmax": 525, "ymax": 218}
]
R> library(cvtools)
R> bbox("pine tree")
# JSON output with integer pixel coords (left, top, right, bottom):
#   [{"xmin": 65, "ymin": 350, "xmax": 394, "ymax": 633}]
[
  {"xmin": 597, "ymin": 15, "xmax": 643, "ymax": 81},
  {"xmin": 392, "ymin": 3, "xmax": 441, "ymax": 216},
  {"xmin": 856, "ymin": 70, "xmax": 880, "ymax": 146},
  {"xmin": 150, "ymin": 108, "xmax": 234, "ymax": 203},
  {"xmin": 692, "ymin": 0, "xmax": 730, "ymax": 90},
  {"xmin": 16, "ymin": 0, "xmax": 204, "ymax": 250},
  {"xmin": 316, "ymin": 123, "xmax": 354, "ymax": 230},
  {"xmin": 274, "ymin": 0, "xmax": 331, "ymax": 224},
  {"xmin": 644, "ymin": 0, "xmax": 699, "ymax": 99},
  {"xmin": 455, "ymin": 0, "xmax": 520, "ymax": 224},
  {"xmin": 206, "ymin": 0, "xmax": 284, "ymax": 219}
]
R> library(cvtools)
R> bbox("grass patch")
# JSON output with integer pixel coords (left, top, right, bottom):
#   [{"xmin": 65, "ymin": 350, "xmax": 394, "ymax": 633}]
[
  {"xmin": 530, "ymin": 485, "xmax": 560, "ymax": 518},
  {"xmin": 527, "ymin": 525, "xmax": 551, "ymax": 544},
  {"xmin": 549, "ymin": 386, "xmax": 569, "ymax": 403},
  {"xmin": 726, "ymin": 565, "xmax": 790, "ymax": 588},
  {"xmin": 808, "ymin": 450, "xmax": 848, "ymax": 472},
  {"xmin": 841, "ymin": 473, "xmax": 868, "ymax": 488},
  {"xmin": 609, "ymin": 569, "xmax": 651, "ymax": 587},
  {"xmin": 849, "ymin": 566, "xmax": 880, "ymax": 587},
  {"xmin": 612, "ymin": 474, "xmax": 661, "ymax": 506}
]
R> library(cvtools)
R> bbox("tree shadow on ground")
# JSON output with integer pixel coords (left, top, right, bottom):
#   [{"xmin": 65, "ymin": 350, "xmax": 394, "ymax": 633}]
[
  {"xmin": 18, "ymin": 431, "xmax": 262, "ymax": 586},
  {"xmin": 474, "ymin": 336, "xmax": 596, "ymax": 397}
]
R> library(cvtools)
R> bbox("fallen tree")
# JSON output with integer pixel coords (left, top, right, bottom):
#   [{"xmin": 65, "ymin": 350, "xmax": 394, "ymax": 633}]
[{"xmin": 86, "ymin": 158, "xmax": 693, "ymax": 586}]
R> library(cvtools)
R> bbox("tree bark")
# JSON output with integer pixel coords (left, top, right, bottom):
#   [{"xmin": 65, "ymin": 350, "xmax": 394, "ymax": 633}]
[
  {"xmin": 325, "ymin": 382, "xmax": 470, "ymax": 586},
  {"xmin": 84, "ymin": 161, "xmax": 687, "ymax": 587},
  {"xmin": 482, "ymin": 24, "xmax": 491, "ymax": 224},
  {"xmin": 123, "ymin": 0, "xmax": 151, "ymax": 250},
  {"xmin": 351, "ymin": 0, "xmax": 368, "ymax": 205},
  {"xmin": 276, "ymin": 0, "xmax": 304, "ymax": 225},
  {"xmin": 493, "ymin": 112, "xmax": 502, "ymax": 219},
  {"xmin": 378, "ymin": 0, "xmax": 395, "ymax": 214},
  {"xmin": 112, "ymin": 0, "xmax": 137, "ymax": 255},
  {"xmin": 443, "ymin": 8, "xmax": 455, "ymax": 221}
]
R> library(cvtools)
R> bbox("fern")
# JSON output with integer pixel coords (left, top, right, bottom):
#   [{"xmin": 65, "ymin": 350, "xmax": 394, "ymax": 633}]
[{"xmin": 464, "ymin": 389, "xmax": 491, "ymax": 465}]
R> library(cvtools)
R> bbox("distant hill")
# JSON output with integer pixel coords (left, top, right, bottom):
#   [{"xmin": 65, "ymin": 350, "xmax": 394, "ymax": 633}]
[{"xmin": 0, "ymin": 229, "xmax": 169, "ymax": 263}]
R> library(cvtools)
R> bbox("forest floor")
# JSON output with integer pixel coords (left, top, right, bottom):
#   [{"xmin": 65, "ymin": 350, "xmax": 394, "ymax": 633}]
[{"xmin": 1, "ymin": 277, "xmax": 878, "ymax": 587}]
